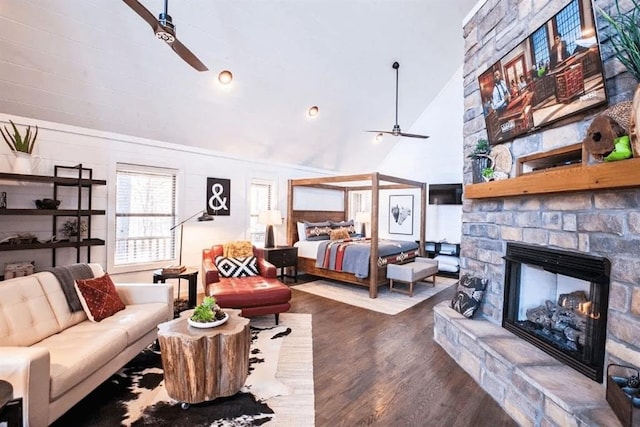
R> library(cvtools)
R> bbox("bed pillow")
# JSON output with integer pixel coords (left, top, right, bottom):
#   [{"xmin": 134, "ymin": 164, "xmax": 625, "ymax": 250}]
[
  {"xmin": 450, "ymin": 275, "xmax": 487, "ymax": 318},
  {"xmin": 330, "ymin": 228, "xmax": 351, "ymax": 240},
  {"xmin": 330, "ymin": 220, "xmax": 357, "ymax": 236},
  {"xmin": 297, "ymin": 222, "xmax": 307, "ymax": 241},
  {"xmin": 75, "ymin": 273, "xmax": 126, "ymax": 322},
  {"xmin": 215, "ymin": 256, "xmax": 259, "ymax": 277},
  {"xmin": 304, "ymin": 221, "xmax": 331, "ymax": 241}
]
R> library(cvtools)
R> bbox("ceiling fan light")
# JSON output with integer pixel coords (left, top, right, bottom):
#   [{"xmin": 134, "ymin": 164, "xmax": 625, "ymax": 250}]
[
  {"xmin": 155, "ymin": 31, "xmax": 175, "ymax": 43},
  {"xmin": 375, "ymin": 133, "xmax": 384, "ymax": 142},
  {"xmin": 308, "ymin": 106, "xmax": 319, "ymax": 117},
  {"xmin": 218, "ymin": 70, "xmax": 233, "ymax": 84}
]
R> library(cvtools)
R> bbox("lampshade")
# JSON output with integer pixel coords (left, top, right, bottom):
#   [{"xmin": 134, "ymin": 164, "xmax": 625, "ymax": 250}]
[
  {"xmin": 355, "ymin": 211, "xmax": 371, "ymax": 223},
  {"xmin": 258, "ymin": 210, "xmax": 282, "ymax": 225}
]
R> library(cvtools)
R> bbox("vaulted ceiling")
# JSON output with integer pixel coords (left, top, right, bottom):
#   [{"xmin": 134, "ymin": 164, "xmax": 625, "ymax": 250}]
[{"xmin": 0, "ymin": 0, "xmax": 477, "ymax": 172}]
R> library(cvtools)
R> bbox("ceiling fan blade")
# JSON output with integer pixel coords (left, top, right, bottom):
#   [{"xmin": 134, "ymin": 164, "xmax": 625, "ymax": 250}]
[
  {"xmin": 365, "ymin": 130, "xmax": 395, "ymax": 134},
  {"xmin": 170, "ymin": 38, "xmax": 209, "ymax": 71},
  {"xmin": 122, "ymin": 0, "xmax": 158, "ymax": 30},
  {"xmin": 399, "ymin": 132, "xmax": 430, "ymax": 139}
]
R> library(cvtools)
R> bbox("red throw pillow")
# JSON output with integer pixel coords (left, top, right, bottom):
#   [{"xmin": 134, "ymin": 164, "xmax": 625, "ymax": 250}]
[{"xmin": 75, "ymin": 273, "xmax": 125, "ymax": 322}]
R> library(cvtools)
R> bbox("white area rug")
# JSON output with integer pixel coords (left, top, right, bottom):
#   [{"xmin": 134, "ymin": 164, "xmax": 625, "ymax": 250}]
[{"xmin": 294, "ymin": 277, "xmax": 458, "ymax": 315}]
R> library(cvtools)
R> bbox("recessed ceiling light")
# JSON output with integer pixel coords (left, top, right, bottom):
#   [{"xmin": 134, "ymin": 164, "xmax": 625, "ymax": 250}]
[
  {"xmin": 308, "ymin": 106, "xmax": 319, "ymax": 117},
  {"xmin": 375, "ymin": 133, "xmax": 384, "ymax": 142},
  {"xmin": 218, "ymin": 70, "xmax": 233, "ymax": 85}
]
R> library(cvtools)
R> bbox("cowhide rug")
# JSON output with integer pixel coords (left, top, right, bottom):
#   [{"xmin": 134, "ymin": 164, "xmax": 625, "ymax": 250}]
[{"xmin": 51, "ymin": 313, "xmax": 314, "ymax": 426}]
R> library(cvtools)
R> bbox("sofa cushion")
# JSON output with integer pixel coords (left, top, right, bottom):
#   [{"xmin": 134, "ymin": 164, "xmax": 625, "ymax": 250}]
[
  {"xmin": 35, "ymin": 326, "xmax": 128, "ymax": 400},
  {"xmin": 223, "ymin": 240, "xmax": 254, "ymax": 258},
  {"xmin": 75, "ymin": 273, "xmax": 126, "ymax": 322},
  {"xmin": 0, "ymin": 274, "xmax": 62, "ymax": 346},
  {"xmin": 36, "ymin": 271, "xmax": 88, "ymax": 330},
  {"xmin": 91, "ymin": 303, "xmax": 170, "ymax": 345},
  {"xmin": 215, "ymin": 256, "xmax": 259, "ymax": 278}
]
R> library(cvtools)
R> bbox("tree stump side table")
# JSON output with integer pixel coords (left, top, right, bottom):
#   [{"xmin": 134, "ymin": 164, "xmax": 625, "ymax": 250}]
[{"xmin": 157, "ymin": 308, "xmax": 250, "ymax": 406}]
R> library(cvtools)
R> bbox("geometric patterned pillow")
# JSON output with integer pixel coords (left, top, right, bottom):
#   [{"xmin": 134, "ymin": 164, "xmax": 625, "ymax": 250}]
[
  {"xmin": 215, "ymin": 256, "xmax": 259, "ymax": 278},
  {"xmin": 303, "ymin": 221, "xmax": 332, "ymax": 241},
  {"xmin": 74, "ymin": 273, "xmax": 126, "ymax": 322},
  {"xmin": 450, "ymin": 275, "xmax": 487, "ymax": 318}
]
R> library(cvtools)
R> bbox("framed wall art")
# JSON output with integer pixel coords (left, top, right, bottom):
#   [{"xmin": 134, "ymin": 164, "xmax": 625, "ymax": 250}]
[
  {"xmin": 389, "ymin": 194, "xmax": 413, "ymax": 235},
  {"xmin": 206, "ymin": 177, "xmax": 230, "ymax": 216}
]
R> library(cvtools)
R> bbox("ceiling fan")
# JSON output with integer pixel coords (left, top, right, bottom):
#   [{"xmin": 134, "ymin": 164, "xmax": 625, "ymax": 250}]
[
  {"xmin": 366, "ymin": 62, "xmax": 430, "ymax": 139},
  {"xmin": 123, "ymin": 0, "xmax": 208, "ymax": 72}
]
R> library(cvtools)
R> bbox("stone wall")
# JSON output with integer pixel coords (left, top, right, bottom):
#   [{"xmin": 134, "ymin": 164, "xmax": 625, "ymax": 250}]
[{"xmin": 461, "ymin": 0, "xmax": 640, "ymax": 376}]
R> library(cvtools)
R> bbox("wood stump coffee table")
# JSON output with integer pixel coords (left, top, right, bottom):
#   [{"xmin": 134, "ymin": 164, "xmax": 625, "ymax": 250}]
[{"xmin": 157, "ymin": 308, "xmax": 250, "ymax": 408}]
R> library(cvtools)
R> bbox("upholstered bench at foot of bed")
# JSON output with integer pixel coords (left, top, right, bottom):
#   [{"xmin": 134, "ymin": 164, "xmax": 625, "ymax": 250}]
[
  {"xmin": 386, "ymin": 257, "xmax": 439, "ymax": 297},
  {"xmin": 206, "ymin": 276, "xmax": 291, "ymax": 324}
]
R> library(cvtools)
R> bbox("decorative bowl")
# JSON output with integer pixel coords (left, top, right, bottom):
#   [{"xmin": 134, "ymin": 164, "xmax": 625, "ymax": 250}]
[
  {"xmin": 35, "ymin": 198, "xmax": 61, "ymax": 209},
  {"xmin": 187, "ymin": 312, "xmax": 228, "ymax": 329}
]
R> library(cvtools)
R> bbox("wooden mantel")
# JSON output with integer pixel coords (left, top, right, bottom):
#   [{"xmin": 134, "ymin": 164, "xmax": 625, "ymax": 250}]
[{"xmin": 465, "ymin": 157, "xmax": 640, "ymax": 199}]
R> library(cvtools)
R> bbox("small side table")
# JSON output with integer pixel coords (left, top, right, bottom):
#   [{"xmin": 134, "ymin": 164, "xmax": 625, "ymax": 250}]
[
  {"xmin": 157, "ymin": 308, "xmax": 250, "ymax": 408},
  {"xmin": 0, "ymin": 380, "xmax": 22, "ymax": 427},
  {"xmin": 153, "ymin": 267, "xmax": 199, "ymax": 308},
  {"xmin": 263, "ymin": 246, "xmax": 298, "ymax": 282}
]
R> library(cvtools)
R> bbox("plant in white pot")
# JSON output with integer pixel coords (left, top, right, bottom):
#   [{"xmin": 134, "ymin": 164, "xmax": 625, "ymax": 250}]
[
  {"xmin": 188, "ymin": 296, "xmax": 227, "ymax": 328},
  {"xmin": 0, "ymin": 120, "xmax": 39, "ymax": 174}
]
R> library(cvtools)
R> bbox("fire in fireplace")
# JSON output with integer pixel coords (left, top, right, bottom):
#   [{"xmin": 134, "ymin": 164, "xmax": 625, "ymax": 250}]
[{"xmin": 502, "ymin": 243, "xmax": 610, "ymax": 382}]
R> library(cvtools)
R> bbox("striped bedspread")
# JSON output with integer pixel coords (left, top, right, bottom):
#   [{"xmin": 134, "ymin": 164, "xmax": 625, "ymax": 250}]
[{"xmin": 315, "ymin": 238, "xmax": 419, "ymax": 279}]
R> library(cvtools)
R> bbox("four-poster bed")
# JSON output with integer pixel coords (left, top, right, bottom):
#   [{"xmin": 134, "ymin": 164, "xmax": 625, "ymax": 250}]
[{"xmin": 286, "ymin": 172, "xmax": 427, "ymax": 298}]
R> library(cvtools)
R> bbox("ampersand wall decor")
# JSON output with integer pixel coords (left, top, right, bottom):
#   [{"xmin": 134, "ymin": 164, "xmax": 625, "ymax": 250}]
[{"xmin": 206, "ymin": 177, "xmax": 231, "ymax": 216}]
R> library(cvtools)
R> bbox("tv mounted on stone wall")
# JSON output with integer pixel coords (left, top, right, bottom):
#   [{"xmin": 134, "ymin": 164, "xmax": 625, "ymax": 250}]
[{"xmin": 478, "ymin": 0, "xmax": 608, "ymax": 146}]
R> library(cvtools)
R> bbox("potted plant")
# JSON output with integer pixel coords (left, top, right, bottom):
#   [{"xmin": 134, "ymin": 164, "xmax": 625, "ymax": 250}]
[
  {"xmin": 188, "ymin": 296, "xmax": 227, "ymax": 328},
  {"xmin": 60, "ymin": 219, "xmax": 88, "ymax": 242},
  {"xmin": 482, "ymin": 167, "xmax": 495, "ymax": 182},
  {"xmin": 468, "ymin": 139, "xmax": 492, "ymax": 183},
  {"xmin": 599, "ymin": 0, "xmax": 640, "ymax": 155},
  {"xmin": 0, "ymin": 120, "xmax": 39, "ymax": 174}
]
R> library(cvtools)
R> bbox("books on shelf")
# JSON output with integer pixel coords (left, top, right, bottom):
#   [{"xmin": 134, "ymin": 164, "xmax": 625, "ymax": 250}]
[{"xmin": 162, "ymin": 265, "xmax": 186, "ymax": 275}]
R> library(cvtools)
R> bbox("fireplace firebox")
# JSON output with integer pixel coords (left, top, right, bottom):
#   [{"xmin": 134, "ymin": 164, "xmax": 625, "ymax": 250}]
[{"xmin": 502, "ymin": 243, "xmax": 610, "ymax": 382}]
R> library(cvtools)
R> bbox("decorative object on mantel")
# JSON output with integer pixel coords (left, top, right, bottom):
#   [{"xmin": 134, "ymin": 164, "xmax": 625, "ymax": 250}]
[
  {"xmin": 60, "ymin": 219, "xmax": 87, "ymax": 242},
  {"xmin": 468, "ymin": 138, "xmax": 492, "ymax": 184},
  {"xmin": 582, "ymin": 101, "xmax": 634, "ymax": 161},
  {"xmin": 0, "ymin": 120, "xmax": 38, "ymax": 174},
  {"xmin": 489, "ymin": 144, "xmax": 512, "ymax": 179},
  {"xmin": 598, "ymin": 0, "xmax": 640, "ymax": 156}
]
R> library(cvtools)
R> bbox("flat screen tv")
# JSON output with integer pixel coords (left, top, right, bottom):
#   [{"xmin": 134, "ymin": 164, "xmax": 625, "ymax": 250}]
[
  {"xmin": 478, "ymin": 0, "xmax": 608, "ymax": 145},
  {"xmin": 429, "ymin": 184, "xmax": 463, "ymax": 205}
]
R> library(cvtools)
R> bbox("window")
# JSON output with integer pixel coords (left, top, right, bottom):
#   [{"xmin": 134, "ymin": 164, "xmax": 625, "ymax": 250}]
[
  {"xmin": 555, "ymin": 0, "xmax": 580, "ymax": 55},
  {"xmin": 531, "ymin": 25, "xmax": 550, "ymax": 69},
  {"xmin": 249, "ymin": 178, "xmax": 275, "ymax": 246},
  {"xmin": 115, "ymin": 164, "xmax": 177, "ymax": 266}
]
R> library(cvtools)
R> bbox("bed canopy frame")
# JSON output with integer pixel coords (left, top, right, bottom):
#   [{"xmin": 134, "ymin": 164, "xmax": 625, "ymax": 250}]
[{"xmin": 287, "ymin": 172, "xmax": 427, "ymax": 298}]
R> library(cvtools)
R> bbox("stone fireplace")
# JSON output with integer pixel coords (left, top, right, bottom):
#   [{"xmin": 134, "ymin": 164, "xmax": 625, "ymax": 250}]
[
  {"xmin": 502, "ymin": 242, "xmax": 610, "ymax": 382},
  {"xmin": 433, "ymin": 0, "xmax": 640, "ymax": 423}
]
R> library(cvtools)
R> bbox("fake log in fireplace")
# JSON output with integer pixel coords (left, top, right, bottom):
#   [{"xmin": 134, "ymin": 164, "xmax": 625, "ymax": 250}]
[{"xmin": 502, "ymin": 243, "xmax": 610, "ymax": 382}]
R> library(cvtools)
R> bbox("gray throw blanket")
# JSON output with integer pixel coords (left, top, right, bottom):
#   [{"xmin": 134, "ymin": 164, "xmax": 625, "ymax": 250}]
[{"xmin": 47, "ymin": 264, "xmax": 95, "ymax": 312}]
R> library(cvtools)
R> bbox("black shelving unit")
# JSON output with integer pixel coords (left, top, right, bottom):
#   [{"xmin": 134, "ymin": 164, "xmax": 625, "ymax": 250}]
[{"xmin": 0, "ymin": 164, "xmax": 106, "ymax": 266}]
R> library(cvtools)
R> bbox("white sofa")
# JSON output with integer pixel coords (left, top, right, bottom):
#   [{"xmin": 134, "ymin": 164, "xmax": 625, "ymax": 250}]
[{"xmin": 0, "ymin": 263, "xmax": 173, "ymax": 426}]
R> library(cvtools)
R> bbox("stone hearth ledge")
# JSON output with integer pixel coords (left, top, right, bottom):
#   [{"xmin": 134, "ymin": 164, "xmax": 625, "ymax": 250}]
[{"xmin": 433, "ymin": 302, "xmax": 621, "ymax": 426}]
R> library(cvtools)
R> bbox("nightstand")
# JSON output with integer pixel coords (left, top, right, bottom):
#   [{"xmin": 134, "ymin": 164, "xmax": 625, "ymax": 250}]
[{"xmin": 263, "ymin": 246, "xmax": 298, "ymax": 283}]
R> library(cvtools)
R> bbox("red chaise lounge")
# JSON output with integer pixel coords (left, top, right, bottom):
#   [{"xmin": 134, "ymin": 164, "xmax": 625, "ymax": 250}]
[{"xmin": 202, "ymin": 244, "xmax": 291, "ymax": 324}]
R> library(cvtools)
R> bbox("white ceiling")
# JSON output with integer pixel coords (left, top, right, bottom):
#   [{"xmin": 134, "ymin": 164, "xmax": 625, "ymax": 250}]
[{"xmin": 0, "ymin": 0, "xmax": 477, "ymax": 173}]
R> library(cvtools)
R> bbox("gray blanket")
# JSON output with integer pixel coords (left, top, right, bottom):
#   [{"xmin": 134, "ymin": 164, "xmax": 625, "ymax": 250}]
[
  {"xmin": 316, "ymin": 239, "xmax": 419, "ymax": 278},
  {"xmin": 47, "ymin": 264, "xmax": 95, "ymax": 312}
]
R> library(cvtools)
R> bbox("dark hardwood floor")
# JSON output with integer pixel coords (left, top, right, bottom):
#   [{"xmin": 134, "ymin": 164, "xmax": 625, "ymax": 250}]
[{"xmin": 285, "ymin": 275, "xmax": 516, "ymax": 427}]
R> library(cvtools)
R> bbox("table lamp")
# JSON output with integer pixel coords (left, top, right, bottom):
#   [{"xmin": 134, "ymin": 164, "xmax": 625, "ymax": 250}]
[
  {"xmin": 355, "ymin": 211, "xmax": 371, "ymax": 237},
  {"xmin": 258, "ymin": 210, "xmax": 282, "ymax": 248}
]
